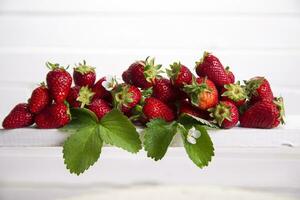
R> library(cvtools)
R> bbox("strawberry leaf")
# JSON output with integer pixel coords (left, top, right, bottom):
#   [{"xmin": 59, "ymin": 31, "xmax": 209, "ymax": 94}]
[
  {"xmin": 179, "ymin": 125, "xmax": 214, "ymax": 168},
  {"xmin": 143, "ymin": 119, "xmax": 177, "ymax": 161},
  {"xmin": 178, "ymin": 113, "xmax": 219, "ymax": 129},
  {"xmin": 99, "ymin": 109, "xmax": 142, "ymax": 153}
]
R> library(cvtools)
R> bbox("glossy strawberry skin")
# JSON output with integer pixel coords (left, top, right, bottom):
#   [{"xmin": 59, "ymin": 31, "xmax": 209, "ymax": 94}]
[
  {"xmin": 240, "ymin": 100, "xmax": 281, "ymax": 129},
  {"xmin": 152, "ymin": 78, "xmax": 177, "ymax": 103},
  {"xmin": 143, "ymin": 97, "xmax": 175, "ymax": 122},
  {"xmin": 2, "ymin": 103, "xmax": 34, "ymax": 129},
  {"xmin": 219, "ymin": 101, "xmax": 239, "ymax": 129},
  {"xmin": 88, "ymin": 98, "xmax": 112, "ymax": 119},
  {"xmin": 66, "ymin": 86, "xmax": 81, "ymax": 108},
  {"xmin": 35, "ymin": 103, "xmax": 70, "ymax": 129},
  {"xmin": 114, "ymin": 84, "xmax": 141, "ymax": 113},
  {"xmin": 73, "ymin": 71, "xmax": 96, "ymax": 87},
  {"xmin": 179, "ymin": 100, "xmax": 209, "ymax": 119},
  {"xmin": 246, "ymin": 77, "xmax": 274, "ymax": 104},
  {"xmin": 47, "ymin": 68, "xmax": 72, "ymax": 103},
  {"xmin": 196, "ymin": 77, "xmax": 219, "ymax": 110},
  {"xmin": 225, "ymin": 67, "xmax": 235, "ymax": 84},
  {"xmin": 125, "ymin": 61, "xmax": 152, "ymax": 89},
  {"xmin": 28, "ymin": 85, "xmax": 51, "ymax": 114},
  {"xmin": 92, "ymin": 77, "xmax": 112, "ymax": 102},
  {"xmin": 167, "ymin": 63, "xmax": 193, "ymax": 88},
  {"xmin": 196, "ymin": 52, "xmax": 231, "ymax": 87}
]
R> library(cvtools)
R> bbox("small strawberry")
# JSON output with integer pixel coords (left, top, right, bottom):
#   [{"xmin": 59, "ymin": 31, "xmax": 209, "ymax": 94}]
[
  {"xmin": 46, "ymin": 62, "xmax": 72, "ymax": 103},
  {"xmin": 73, "ymin": 60, "xmax": 96, "ymax": 87},
  {"xmin": 208, "ymin": 101, "xmax": 239, "ymax": 129},
  {"xmin": 122, "ymin": 57, "xmax": 162, "ymax": 89},
  {"xmin": 183, "ymin": 77, "xmax": 218, "ymax": 110},
  {"xmin": 143, "ymin": 97, "xmax": 175, "ymax": 122},
  {"xmin": 245, "ymin": 76, "xmax": 274, "ymax": 104},
  {"xmin": 240, "ymin": 97, "xmax": 285, "ymax": 129},
  {"xmin": 2, "ymin": 103, "xmax": 34, "ymax": 129},
  {"xmin": 113, "ymin": 84, "xmax": 141, "ymax": 113},
  {"xmin": 221, "ymin": 82, "xmax": 247, "ymax": 107},
  {"xmin": 179, "ymin": 100, "xmax": 209, "ymax": 119},
  {"xmin": 166, "ymin": 62, "xmax": 193, "ymax": 87},
  {"xmin": 152, "ymin": 78, "xmax": 177, "ymax": 103},
  {"xmin": 225, "ymin": 66, "xmax": 235, "ymax": 84},
  {"xmin": 88, "ymin": 98, "xmax": 112, "ymax": 119},
  {"xmin": 195, "ymin": 52, "xmax": 231, "ymax": 87},
  {"xmin": 28, "ymin": 83, "xmax": 51, "ymax": 114},
  {"xmin": 67, "ymin": 86, "xmax": 94, "ymax": 108},
  {"xmin": 92, "ymin": 77, "xmax": 112, "ymax": 102},
  {"xmin": 35, "ymin": 103, "xmax": 70, "ymax": 129}
]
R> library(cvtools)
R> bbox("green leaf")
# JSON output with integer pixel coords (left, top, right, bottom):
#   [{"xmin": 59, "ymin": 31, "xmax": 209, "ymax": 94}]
[
  {"xmin": 178, "ymin": 113, "xmax": 219, "ymax": 129},
  {"xmin": 63, "ymin": 125, "xmax": 103, "ymax": 175},
  {"xmin": 180, "ymin": 125, "xmax": 214, "ymax": 168},
  {"xmin": 143, "ymin": 119, "xmax": 177, "ymax": 161},
  {"xmin": 99, "ymin": 109, "xmax": 142, "ymax": 153},
  {"xmin": 60, "ymin": 108, "xmax": 98, "ymax": 133}
]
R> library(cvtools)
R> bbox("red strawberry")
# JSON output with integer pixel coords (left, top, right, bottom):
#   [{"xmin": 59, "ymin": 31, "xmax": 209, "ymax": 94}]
[
  {"xmin": 166, "ymin": 62, "xmax": 192, "ymax": 87},
  {"xmin": 113, "ymin": 84, "xmax": 141, "ymax": 113},
  {"xmin": 221, "ymin": 82, "xmax": 247, "ymax": 107},
  {"xmin": 183, "ymin": 77, "xmax": 218, "ymax": 110},
  {"xmin": 179, "ymin": 100, "xmax": 209, "ymax": 119},
  {"xmin": 88, "ymin": 98, "xmax": 112, "ymax": 119},
  {"xmin": 122, "ymin": 57, "xmax": 162, "ymax": 89},
  {"xmin": 73, "ymin": 60, "xmax": 96, "ymax": 87},
  {"xmin": 67, "ymin": 86, "xmax": 95, "ymax": 108},
  {"xmin": 28, "ymin": 83, "xmax": 51, "ymax": 114},
  {"xmin": 240, "ymin": 97, "xmax": 285, "ymax": 129},
  {"xmin": 2, "ymin": 103, "xmax": 34, "ymax": 129},
  {"xmin": 195, "ymin": 52, "xmax": 231, "ymax": 87},
  {"xmin": 143, "ymin": 97, "xmax": 175, "ymax": 122},
  {"xmin": 35, "ymin": 103, "xmax": 70, "ymax": 129},
  {"xmin": 245, "ymin": 76, "xmax": 273, "ymax": 104},
  {"xmin": 92, "ymin": 77, "xmax": 112, "ymax": 102},
  {"xmin": 46, "ymin": 62, "xmax": 72, "ymax": 103},
  {"xmin": 152, "ymin": 78, "xmax": 177, "ymax": 103},
  {"xmin": 225, "ymin": 66, "xmax": 235, "ymax": 83},
  {"xmin": 208, "ymin": 101, "xmax": 239, "ymax": 129}
]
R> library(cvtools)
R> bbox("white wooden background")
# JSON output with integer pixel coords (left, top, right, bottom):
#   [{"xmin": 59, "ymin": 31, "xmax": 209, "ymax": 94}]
[{"xmin": 0, "ymin": 0, "xmax": 300, "ymax": 121}]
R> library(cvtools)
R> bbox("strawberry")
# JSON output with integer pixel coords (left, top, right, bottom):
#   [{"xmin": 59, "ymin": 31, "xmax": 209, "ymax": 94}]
[
  {"xmin": 113, "ymin": 84, "xmax": 141, "ymax": 113},
  {"xmin": 28, "ymin": 83, "xmax": 51, "ymax": 114},
  {"xmin": 46, "ymin": 62, "xmax": 72, "ymax": 103},
  {"xmin": 88, "ymin": 98, "xmax": 112, "ymax": 119},
  {"xmin": 179, "ymin": 100, "xmax": 209, "ymax": 119},
  {"xmin": 73, "ymin": 60, "xmax": 96, "ymax": 87},
  {"xmin": 152, "ymin": 78, "xmax": 177, "ymax": 103},
  {"xmin": 122, "ymin": 57, "xmax": 162, "ymax": 89},
  {"xmin": 67, "ymin": 86, "xmax": 94, "ymax": 108},
  {"xmin": 225, "ymin": 66, "xmax": 235, "ymax": 84},
  {"xmin": 2, "ymin": 103, "xmax": 34, "ymax": 129},
  {"xmin": 240, "ymin": 97, "xmax": 285, "ymax": 129},
  {"xmin": 35, "ymin": 103, "xmax": 70, "ymax": 129},
  {"xmin": 195, "ymin": 52, "xmax": 231, "ymax": 87},
  {"xmin": 143, "ymin": 97, "xmax": 175, "ymax": 122},
  {"xmin": 245, "ymin": 76, "xmax": 274, "ymax": 104},
  {"xmin": 166, "ymin": 62, "xmax": 192, "ymax": 87},
  {"xmin": 208, "ymin": 101, "xmax": 239, "ymax": 129},
  {"xmin": 183, "ymin": 77, "xmax": 218, "ymax": 110},
  {"xmin": 92, "ymin": 77, "xmax": 112, "ymax": 102},
  {"xmin": 221, "ymin": 82, "xmax": 247, "ymax": 107}
]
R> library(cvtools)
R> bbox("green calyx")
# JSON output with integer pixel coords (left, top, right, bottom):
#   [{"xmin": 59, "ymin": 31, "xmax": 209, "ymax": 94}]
[
  {"xmin": 113, "ymin": 84, "xmax": 134, "ymax": 110},
  {"xmin": 166, "ymin": 62, "xmax": 181, "ymax": 80},
  {"xmin": 273, "ymin": 97, "xmax": 285, "ymax": 124},
  {"xmin": 244, "ymin": 77, "xmax": 264, "ymax": 96},
  {"xmin": 222, "ymin": 81, "xmax": 247, "ymax": 101},
  {"xmin": 46, "ymin": 61, "xmax": 69, "ymax": 71},
  {"xmin": 76, "ymin": 86, "xmax": 95, "ymax": 108},
  {"xmin": 183, "ymin": 77, "xmax": 211, "ymax": 107},
  {"xmin": 74, "ymin": 60, "xmax": 95, "ymax": 74},
  {"xmin": 208, "ymin": 102, "xmax": 232, "ymax": 127},
  {"xmin": 195, "ymin": 51, "xmax": 210, "ymax": 68},
  {"xmin": 143, "ymin": 57, "xmax": 163, "ymax": 83}
]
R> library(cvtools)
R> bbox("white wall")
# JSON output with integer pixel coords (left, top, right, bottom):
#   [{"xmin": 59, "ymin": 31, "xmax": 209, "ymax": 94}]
[{"xmin": 0, "ymin": 0, "xmax": 299, "ymax": 119}]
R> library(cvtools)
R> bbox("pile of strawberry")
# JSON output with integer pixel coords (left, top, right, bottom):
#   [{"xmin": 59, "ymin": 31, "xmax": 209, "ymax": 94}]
[{"xmin": 2, "ymin": 52, "xmax": 285, "ymax": 130}]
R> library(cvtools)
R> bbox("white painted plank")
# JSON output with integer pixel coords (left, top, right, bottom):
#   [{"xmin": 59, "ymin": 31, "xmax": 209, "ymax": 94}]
[
  {"xmin": 0, "ymin": 16, "xmax": 299, "ymax": 50},
  {"xmin": 0, "ymin": 0, "xmax": 299, "ymax": 14}
]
